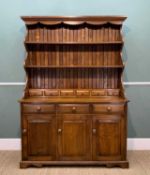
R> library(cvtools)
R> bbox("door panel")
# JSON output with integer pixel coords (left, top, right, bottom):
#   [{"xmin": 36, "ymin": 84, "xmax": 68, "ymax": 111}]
[
  {"xmin": 23, "ymin": 114, "xmax": 56, "ymax": 161},
  {"xmin": 57, "ymin": 114, "xmax": 91, "ymax": 160},
  {"xmin": 92, "ymin": 115, "xmax": 122, "ymax": 161}
]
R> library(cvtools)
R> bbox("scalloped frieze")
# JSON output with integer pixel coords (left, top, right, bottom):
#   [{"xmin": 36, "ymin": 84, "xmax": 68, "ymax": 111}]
[{"xmin": 24, "ymin": 20, "xmax": 123, "ymax": 26}]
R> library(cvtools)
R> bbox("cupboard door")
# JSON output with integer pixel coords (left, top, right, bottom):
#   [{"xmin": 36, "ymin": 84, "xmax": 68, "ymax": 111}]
[
  {"xmin": 22, "ymin": 114, "xmax": 56, "ymax": 161},
  {"xmin": 92, "ymin": 115, "xmax": 122, "ymax": 161},
  {"xmin": 57, "ymin": 114, "xmax": 91, "ymax": 160}
]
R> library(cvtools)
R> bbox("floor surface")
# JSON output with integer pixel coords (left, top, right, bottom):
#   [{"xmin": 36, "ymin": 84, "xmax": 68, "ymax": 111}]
[{"xmin": 0, "ymin": 151, "xmax": 150, "ymax": 175}]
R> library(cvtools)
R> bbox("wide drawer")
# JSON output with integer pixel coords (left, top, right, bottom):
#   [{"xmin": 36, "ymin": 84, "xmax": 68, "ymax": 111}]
[
  {"xmin": 57, "ymin": 104, "xmax": 90, "ymax": 113},
  {"xmin": 22, "ymin": 104, "xmax": 55, "ymax": 113},
  {"xmin": 92, "ymin": 104, "xmax": 124, "ymax": 113}
]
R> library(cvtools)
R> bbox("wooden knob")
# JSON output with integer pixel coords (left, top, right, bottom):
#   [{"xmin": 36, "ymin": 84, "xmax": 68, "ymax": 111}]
[
  {"xmin": 92, "ymin": 129, "xmax": 96, "ymax": 134},
  {"xmin": 36, "ymin": 35, "xmax": 40, "ymax": 41},
  {"xmin": 72, "ymin": 106, "xmax": 76, "ymax": 112},
  {"xmin": 58, "ymin": 129, "xmax": 62, "ymax": 133},
  {"xmin": 22, "ymin": 129, "xmax": 27, "ymax": 134},
  {"xmin": 37, "ymin": 106, "xmax": 41, "ymax": 112},
  {"xmin": 107, "ymin": 106, "xmax": 112, "ymax": 112}
]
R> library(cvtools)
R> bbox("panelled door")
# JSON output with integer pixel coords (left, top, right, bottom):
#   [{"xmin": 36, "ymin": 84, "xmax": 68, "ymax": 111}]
[
  {"xmin": 57, "ymin": 114, "xmax": 91, "ymax": 161},
  {"xmin": 92, "ymin": 115, "xmax": 123, "ymax": 161},
  {"xmin": 22, "ymin": 114, "xmax": 56, "ymax": 161}
]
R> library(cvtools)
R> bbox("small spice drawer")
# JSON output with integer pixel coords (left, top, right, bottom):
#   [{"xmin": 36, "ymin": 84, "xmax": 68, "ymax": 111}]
[
  {"xmin": 92, "ymin": 104, "xmax": 124, "ymax": 113},
  {"xmin": 91, "ymin": 90, "xmax": 107, "ymax": 96},
  {"xmin": 60, "ymin": 90, "xmax": 75, "ymax": 96},
  {"xmin": 29, "ymin": 89, "xmax": 43, "ymax": 96},
  {"xmin": 22, "ymin": 104, "xmax": 56, "ymax": 113},
  {"xmin": 57, "ymin": 104, "xmax": 90, "ymax": 113},
  {"xmin": 44, "ymin": 90, "xmax": 59, "ymax": 96},
  {"xmin": 76, "ymin": 90, "xmax": 90, "ymax": 96}
]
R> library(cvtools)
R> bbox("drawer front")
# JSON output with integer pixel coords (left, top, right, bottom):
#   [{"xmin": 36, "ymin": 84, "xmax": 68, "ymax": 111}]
[
  {"xmin": 57, "ymin": 104, "xmax": 90, "ymax": 113},
  {"xmin": 29, "ymin": 89, "xmax": 43, "ymax": 96},
  {"xmin": 60, "ymin": 90, "xmax": 75, "ymax": 96},
  {"xmin": 92, "ymin": 104, "xmax": 124, "ymax": 113},
  {"xmin": 107, "ymin": 89, "xmax": 120, "ymax": 96},
  {"xmin": 44, "ymin": 90, "xmax": 59, "ymax": 96},
  {"xmin": 22, "ymin": 104, "xmax": 55, "ymax": 113},
  {"xmin": 91, "ymin": 90, "xmax": 107, "ymax": 96},
  {"xmin": 76, "ymin": 90, "xmax": 90, "ymax": 96}
]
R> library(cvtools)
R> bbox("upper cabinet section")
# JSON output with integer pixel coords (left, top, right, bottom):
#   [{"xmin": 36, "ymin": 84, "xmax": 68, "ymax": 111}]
[
  {"xmin": 21, "ymin": 16, "xmax": 127, "ymax": 98},
  {"xmin": 22, "ymin": 16, "xmax": 127, "ymax": 44}
]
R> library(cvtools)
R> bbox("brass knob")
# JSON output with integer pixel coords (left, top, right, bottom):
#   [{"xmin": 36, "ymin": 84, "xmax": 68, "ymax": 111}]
[
  {"xmin": 22, "ymin": 129, "xmax": 27, "ymax": 134},
  {"xmin": 37, "ymin": 106, "xmax": 41, "ymax": 112},
  {"xmin": 72, "ymin": 106, "xmax": 76, "ymax": 112},
  {"xmin": 92, "ymin": 129, "xmax": 96, "ymax": 134},
  {"xmin": 107, "ymin": 106, "xmax": 112, "ymax": 112},
  {"xmin": 58, "ymin": 129, "xmax": 62, "ymax": 133}
]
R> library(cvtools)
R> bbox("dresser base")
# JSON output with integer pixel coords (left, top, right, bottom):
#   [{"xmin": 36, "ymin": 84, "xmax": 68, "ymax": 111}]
[{"xmin": 20, "ymin": 160, "xmax": 129, "ymax": 169}]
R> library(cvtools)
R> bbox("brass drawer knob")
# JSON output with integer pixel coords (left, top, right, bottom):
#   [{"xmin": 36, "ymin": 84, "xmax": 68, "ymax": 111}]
[
  {"xmin": 58, "ymin": 129, "xmax": 62, "ymax": 133},
  {"xmin": 37, "ymin": 106, "xmax": 41, "ymax": 112},
  {"xmin": 92, "ymin": 129, "xmax": 96, "ymax": 134},
  {"xmin": 72, "ymin": 106, "xmax": 76, "ymax": 112},
  {"xmin": 107, "ymin": 106, "xmax": 112, "ymax": 112}
]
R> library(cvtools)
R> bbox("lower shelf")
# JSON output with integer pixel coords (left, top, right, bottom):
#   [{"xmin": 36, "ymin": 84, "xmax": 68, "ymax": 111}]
[{"xmin": 20, "ymin": 160, "xmax": 129, "ymax": 168}]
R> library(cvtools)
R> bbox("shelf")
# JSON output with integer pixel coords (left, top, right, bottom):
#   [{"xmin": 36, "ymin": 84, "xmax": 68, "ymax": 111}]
[
  {"xmin": 25, "ymin": 41, "xmax": 123, "ymax": 45},
  {"xmin": 25, "ymin": 65, "xmax": 124, "ymax": 68},
  {"xmin": 19, "ymin": 96, "xmax": 128, "ymax": 103}
]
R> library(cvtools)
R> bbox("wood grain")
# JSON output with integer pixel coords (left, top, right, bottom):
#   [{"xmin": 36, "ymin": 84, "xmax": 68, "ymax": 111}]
[{"xmin": 21, "ymin": 16, "xmax": 128, "ymax": 168}]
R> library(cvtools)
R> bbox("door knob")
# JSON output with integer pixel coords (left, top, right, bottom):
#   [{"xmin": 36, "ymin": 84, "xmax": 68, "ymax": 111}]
[
  {"xmin": 22, "ymin": 129, "xmax": 27, "ymax": 134},
  {"xmin": 92, "ymin": 129, "xmax": 96, "ymax": 134},
  {"xmin": 58, "ymin": 128, "xmax": 62, "ymax": 133}
]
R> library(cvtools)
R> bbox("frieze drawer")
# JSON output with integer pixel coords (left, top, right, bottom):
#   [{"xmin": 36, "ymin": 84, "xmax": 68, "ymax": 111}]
[
  {"xmin": 57, "ymin": 104, "xmax": 90, "ymax": 113},
  {"xmin": 22, "ymin": 104, "xmax": 56, "ymax": 113},
  {"xmin": 92, "ymin": 104, "xmax": 124, "ymax": 113}
]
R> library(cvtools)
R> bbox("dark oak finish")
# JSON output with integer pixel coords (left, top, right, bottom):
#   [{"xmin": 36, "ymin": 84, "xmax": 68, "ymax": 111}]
[
  {"xmin": 22, "ymin": 114, "xmax": 56, "ymax": 161},
  {"xmin": 20, "ymin": 16, "xmax": 128, "ymax": 168},
  {"xmin": 57, "ymin": 114, "xmax": 91, "ymax": 161},
  {"xmin": 92, "ymin": 115, "xmax": 122, "ymax": 161}
]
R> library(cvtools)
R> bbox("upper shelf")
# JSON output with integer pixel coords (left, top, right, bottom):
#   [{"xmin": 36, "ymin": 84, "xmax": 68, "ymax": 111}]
[
  {"xmin": 24, "ymin": 65, "xmax": 124, "ymax": 68},
  {"xmin": 25, "ymin": 41, "xmax": 123, "ymax": 45}
]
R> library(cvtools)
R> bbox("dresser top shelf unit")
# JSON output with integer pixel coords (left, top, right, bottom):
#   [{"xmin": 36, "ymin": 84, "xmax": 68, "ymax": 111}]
[{"xmin": 21, "ymin": 16, "xmax": 127, "ymax": 101}]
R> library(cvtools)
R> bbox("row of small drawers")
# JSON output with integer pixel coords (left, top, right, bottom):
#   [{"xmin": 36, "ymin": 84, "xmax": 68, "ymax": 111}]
[
  {"xmin": 29, "ymin": 89, "xmax": 120, "ymax": 97},
  {"xmin": 22, "ymin": 104, "xmax": 124, "ymax": 114}
]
